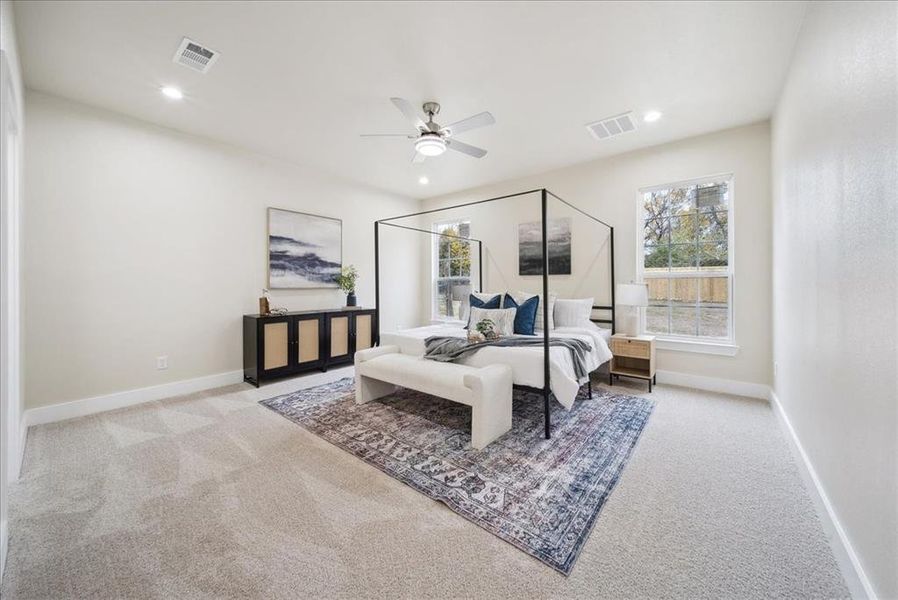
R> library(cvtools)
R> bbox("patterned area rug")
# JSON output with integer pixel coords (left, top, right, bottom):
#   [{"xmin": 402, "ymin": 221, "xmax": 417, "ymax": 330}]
[{"xmin": 261, "ymin": 378, "xmax": 654, "ymax": 575}]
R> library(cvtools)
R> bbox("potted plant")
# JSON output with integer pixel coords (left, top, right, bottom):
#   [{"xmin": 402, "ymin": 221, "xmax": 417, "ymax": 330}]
[
  {"xmin": 335, "ymin": 265, "xmax": 359, "ymax": 307},
  {"xmin": 475, "ymin": 318, "xmax": 499, "ymax": 341}
]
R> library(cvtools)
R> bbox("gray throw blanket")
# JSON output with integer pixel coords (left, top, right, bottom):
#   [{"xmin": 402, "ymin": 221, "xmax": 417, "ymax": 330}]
[{"xmin": 423, "ymin": 335, "xmax": 593, "ymax": 379}]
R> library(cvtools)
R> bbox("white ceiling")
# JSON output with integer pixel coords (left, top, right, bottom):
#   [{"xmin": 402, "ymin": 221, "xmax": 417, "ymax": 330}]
[{"xmin": 15, "ymin": 1, "xmax": 806, "ymax": 199}]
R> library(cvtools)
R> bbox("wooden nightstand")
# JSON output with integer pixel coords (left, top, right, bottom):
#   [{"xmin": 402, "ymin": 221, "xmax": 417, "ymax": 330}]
[{"xmin": 609, "ymin": 334, "xmax": 656, "ymax": 392}]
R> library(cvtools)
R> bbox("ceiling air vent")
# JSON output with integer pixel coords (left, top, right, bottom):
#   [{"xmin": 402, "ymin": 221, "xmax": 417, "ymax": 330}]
[
  {"xmin": 172, "ymin": 37, "xmax": 220, "ymax": 74},
  {"xmin": 586, "ymin": 112, "xmax": 637, "ymax": 140}
]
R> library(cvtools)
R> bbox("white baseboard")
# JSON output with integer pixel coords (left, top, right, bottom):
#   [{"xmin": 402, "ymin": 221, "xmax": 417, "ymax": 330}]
[
  {"xmin": 654, "ymin": 369, "xmax": 769, "ymax": 399},
  {"xmin": 0, "ymin": 518, "xmax": 7, "ymax": 583},
  {"xmin": 769, "ymin": 389, "xmax": 876, "ymax": 600},
  {"xmin": 23, "ymin": 370, "xmax": 245, "ymax": 427},
  {"xmin": 9, "ymin": 420, "xmax": 26, "ymax": 481}
]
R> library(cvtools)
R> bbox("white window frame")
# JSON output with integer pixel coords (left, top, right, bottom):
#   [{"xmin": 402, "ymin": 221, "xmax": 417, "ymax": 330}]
[
  {"xmin": 431, "ymin": 218, "xmax": 472, "ymax": 323},
  {"xmin": 636, "ymin": 173, "xmax": 738, "ymax": 356}
]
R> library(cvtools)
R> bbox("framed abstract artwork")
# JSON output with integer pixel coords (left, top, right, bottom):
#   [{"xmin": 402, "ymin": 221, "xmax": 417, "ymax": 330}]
[
  {"xmin": 267, "ymin": 208, "xmax": 342, "ymax": 289},
  {"xmin": 518, "ymin": 217, "xmax": 572, "ymax": 275}
]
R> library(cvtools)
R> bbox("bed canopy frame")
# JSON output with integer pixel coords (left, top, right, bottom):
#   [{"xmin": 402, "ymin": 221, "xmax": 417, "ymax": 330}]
[{"xmin": 373, "ymin": 188, "xmax": 615, "ymax": 439}]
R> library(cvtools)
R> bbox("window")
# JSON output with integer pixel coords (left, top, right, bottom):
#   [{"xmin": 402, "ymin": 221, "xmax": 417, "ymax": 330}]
[
  {"xmin": 639, "ymin": 176, "xmax": 734, "ymax": 347},
  {"xmin": 433, "ymin": 220, "xmax": 472, "ymax": 321}
]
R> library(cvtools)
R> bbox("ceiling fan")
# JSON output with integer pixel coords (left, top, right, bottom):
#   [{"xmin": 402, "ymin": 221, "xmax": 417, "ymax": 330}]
[{"xmin": 361, "ymin": 98, "xmax": 495, "ymax": 163}]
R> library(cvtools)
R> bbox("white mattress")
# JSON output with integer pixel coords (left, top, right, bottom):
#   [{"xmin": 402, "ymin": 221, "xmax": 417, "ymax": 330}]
[{"xmin": 379, "ymin": 323, "xmax": 613, "ymax": 410}]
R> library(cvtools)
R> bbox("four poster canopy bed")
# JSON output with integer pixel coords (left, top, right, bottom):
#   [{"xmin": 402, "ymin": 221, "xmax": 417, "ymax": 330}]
[{"xmin": 358, "ymin": 188, "xmax": 616, "ymax": 446}]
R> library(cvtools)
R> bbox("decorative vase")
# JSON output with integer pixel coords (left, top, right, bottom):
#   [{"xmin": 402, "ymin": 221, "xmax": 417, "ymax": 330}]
[{"xmin": 346, "ymin": 292, "xmax": 357, "ymax": 307}]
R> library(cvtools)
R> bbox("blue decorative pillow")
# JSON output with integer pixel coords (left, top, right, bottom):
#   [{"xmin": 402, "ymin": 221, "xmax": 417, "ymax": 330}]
[
  {"xmin": 504, "ymin": 293, "xmax": 539, "ymax": 335},
  {"xmin": 466, "ymin": 294, "xmax": 501, "ymax": 329}
]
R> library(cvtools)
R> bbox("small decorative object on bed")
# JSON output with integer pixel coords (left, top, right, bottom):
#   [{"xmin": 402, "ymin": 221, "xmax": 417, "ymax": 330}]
[
  {"xmin": 335, "ymin": 265, "xmax": 359, "ymax": 307},
  {"xmin": 268, "ymin": 208, "xmax": 342, "ymax": 289},
  {"xmin": 518, "ymin": 217, "xmax": 572, "ymax": 275},
  {"xmin": 474, "ymin": 318, "xmax": 499, "ymax": 340}
]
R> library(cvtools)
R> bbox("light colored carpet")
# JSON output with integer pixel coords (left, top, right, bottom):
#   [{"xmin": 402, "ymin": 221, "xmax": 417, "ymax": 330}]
[{"xmin": 1, "ymin": 368, "xmax": 849, "ymax": 599}]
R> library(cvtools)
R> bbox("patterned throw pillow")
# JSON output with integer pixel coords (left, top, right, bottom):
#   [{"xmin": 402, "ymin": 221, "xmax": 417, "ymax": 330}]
[
  {"xmin": 465, "ymin": 294, "xmax": 501, "ymax": 329},
  {"xmin": 469, "ymin": 306, "xmax": 517, "ymax": 337},
  {"xmin": 503, "ymin": 293, "xmax": 540, "ymax": 335}
]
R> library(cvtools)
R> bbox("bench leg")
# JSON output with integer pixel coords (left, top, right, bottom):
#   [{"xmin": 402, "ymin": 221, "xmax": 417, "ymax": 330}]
[
  {"xmin": 356, "ymin": 374, "xmax": 397, "ymax": 405},
  {"xmin": 471, "ymin": 391, "xmax": 513, "ymax": 450}
]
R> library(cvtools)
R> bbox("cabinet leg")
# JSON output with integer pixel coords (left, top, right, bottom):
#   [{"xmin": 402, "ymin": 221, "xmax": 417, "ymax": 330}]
[
  {"xmin": 609, "ymin": 372, "xmax": 613, "ymax": 386},
  {"xmin": 648, "ymin": 379, "xmax": 652, "ymax": 393},
  {"xmin": 653, "ymin": 374, "xmax": 657, "ymax": 385}
]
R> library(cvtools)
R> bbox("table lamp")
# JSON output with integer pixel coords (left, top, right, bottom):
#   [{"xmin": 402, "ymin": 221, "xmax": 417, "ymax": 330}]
[{"xmin": 616, "ymin": 283, "xmax": 648, "ymax": 336}]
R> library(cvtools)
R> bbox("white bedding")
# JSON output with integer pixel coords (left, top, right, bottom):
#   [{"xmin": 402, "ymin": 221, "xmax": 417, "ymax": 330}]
[{"xmin": 379, "ymin": 323, "xmax": 613, "ymax": 410}]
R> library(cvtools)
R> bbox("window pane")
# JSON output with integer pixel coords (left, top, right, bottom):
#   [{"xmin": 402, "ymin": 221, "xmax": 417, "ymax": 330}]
[
  {"xmin": 698, "ymin": 210, "xmax": 728, "ymax": 242},
  {"xmin": 669, "ymin": 188, "xmax": 694, "ymax": 218},
  {"xmin": 670, "ymin": 214, "xmax": 697, "ymax": 244},
  {"xmin": 438, "ymin": 236, "xmax": 450, "ymax": 259},
  {"xmin": 698, "ymin": 241, "xmax": 728, "ymax": 270},
  {"xmin": 438, "ymin": 260, "xmax": 450, "ymax": 278},
  {"xmin": 699, "ymin": 277, "xmax": 729, "ymax": 337},
  {"xmin": 696, "ymin": 182, "xmax": 728, "ymax": 211},
  {"xmin": 644, "ymin": 216, "xmax": 669, "ymax": 245},
  {"xmin": 644, "ymin": 190, "xmax": 673, "ymax": 219},
  {"xmin": 645, "ymin": 278, "xmax": 670, "ymax": 335},
  {"xmin": 644, "ymin": 244, "xmax": 670, "ymax": 272},
  {"xmin": 435, "ymin": 280, "xmax": 451, "ymax": 318},
  {"xmin": 670, "ymin": 243, "xmax": 698, "ymax": 269},
  {"xmin": 670, "ymin": 277, "xmax": 699, "ymax": 336}
]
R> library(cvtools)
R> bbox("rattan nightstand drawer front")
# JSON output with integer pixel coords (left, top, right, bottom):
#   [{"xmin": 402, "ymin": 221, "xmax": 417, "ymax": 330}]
[{"xmin": 611, "ymin": 338, "xmax": 651, "ymax": 359}]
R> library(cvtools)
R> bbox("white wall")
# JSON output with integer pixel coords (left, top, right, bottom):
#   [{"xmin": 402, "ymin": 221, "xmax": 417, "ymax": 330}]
[
  {"xmin": 771, "ymin": 2, "xmax": 897, "ymax": 598},
  {"xmin": 419, "ymin": 122, "xmax": 772, "ymax": 387},
  {"xmin": 23, "ymin": 91, "xmax": 420, "ymax": 410},
  {"xmin": 0, "ymin": 0, "xmax": 25, "ymax": 582}
]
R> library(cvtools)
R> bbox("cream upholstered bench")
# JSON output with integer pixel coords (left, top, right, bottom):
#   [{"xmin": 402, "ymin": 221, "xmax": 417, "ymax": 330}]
[{"xmin": 354, "ymin": 345, "xmax": 513, "ymax": 450}]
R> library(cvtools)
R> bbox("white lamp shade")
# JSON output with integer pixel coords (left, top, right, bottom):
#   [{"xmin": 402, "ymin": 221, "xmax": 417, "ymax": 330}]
[{"xmin": 616, "ymin": 283, "xmax": 648, "ymax": 307}]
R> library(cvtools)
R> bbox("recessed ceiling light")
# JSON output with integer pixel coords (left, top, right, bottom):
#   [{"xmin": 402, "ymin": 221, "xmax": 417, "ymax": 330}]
[
  {"xmin": 643, "ymin": 110, "xmax": 662, "ymax": 123},
  {"xmin": 418, "ymin": 176, "xmax": 429, "ymax": 185},
  {"xmin": 161, "ymin": 86, "xmax": 183, "ymax": 100}
]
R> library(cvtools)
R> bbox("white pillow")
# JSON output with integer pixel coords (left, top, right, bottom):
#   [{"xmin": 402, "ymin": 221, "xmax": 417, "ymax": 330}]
[
  {"xmin": 508, "ymin": 291, "xmax": 556, "ymax": 330},
  {"xmin": 468, "ymin": 306, "xmax": 517, "ymax": 337},
  {"xmin": 461, "ymin": 291, "xmax": 504, "ymax": 322},
  {"xmin": 554, "ymin": 297, "xmax": 594, "ymax": 328}
]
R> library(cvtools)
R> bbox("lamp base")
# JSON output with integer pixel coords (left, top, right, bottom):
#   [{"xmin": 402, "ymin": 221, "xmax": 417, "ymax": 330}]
[{"xmin": 621, "ymin": 313, "xmax": 640, "ymax": 336}]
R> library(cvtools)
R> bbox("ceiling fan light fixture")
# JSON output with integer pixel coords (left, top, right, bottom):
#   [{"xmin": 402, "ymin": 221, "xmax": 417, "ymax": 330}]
[{"xmin": 415, "ymin": 134, "xmax": 446, "ymax": 157}]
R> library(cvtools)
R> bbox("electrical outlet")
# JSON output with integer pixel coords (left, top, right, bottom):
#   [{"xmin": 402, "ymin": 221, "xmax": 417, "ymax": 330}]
[{"xmin": 156, "ymin": 356, "xmax": 168, "ymax": 370}]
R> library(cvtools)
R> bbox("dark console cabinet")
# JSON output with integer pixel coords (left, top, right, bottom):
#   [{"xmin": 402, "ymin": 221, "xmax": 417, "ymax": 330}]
[{"xmin": 243, "ymin": 308, "xmax": 376, "ymax": 386}]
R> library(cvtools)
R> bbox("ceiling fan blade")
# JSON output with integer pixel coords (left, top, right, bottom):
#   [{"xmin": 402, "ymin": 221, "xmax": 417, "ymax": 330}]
[
  {"xmin": 391, "ymin": 97, "xmax": 428, "ymax": 131},
  {"xmin": 360, "ymin": 133, "xmax": 417, "ymax": 138},
  {"xmin": 446, "ymin": 138, "xmax": 487, "ymax": 158},
  {"xmin": 441, "ymin": 111, "xmax": 495, "ymax": 136},
  {"xmin": 412, "ymin": 151, "xmax": 426, "ymax": 164}
]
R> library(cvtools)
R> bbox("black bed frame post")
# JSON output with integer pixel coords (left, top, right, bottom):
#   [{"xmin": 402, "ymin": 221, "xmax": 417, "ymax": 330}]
[
  {"xmin": 610, "ymin": 226, "xmax": 616, "ymax": 334},
  {"xmin": 540, "ymin": 189, "xmax": 551, "ymax": 440},
  {"xmin": 478, "ymin": 240, "xmax": 483, "ymax": 292},
  {"xmin": 374, "ymin": 220, "xmax": 380, "ymax": 346}
]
